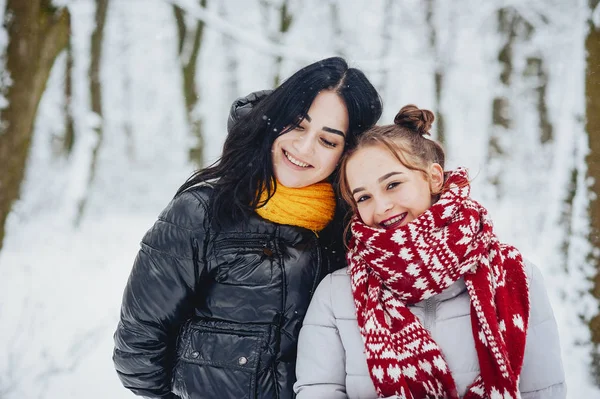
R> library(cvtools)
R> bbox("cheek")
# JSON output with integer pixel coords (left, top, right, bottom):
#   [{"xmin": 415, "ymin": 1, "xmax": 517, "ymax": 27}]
[
  {"xmin": 271, "ymin": 137, "xmax": 281, "ymax": 154},
  {"xmin": 356, "ymin": 206, "xmax": 371, "ymax": 223},
  {"xmin": 272, "ymin": 130, "xmax": 296, "ymax": 148},
  {"xmin": 271, "ymin": 139, "xmax": 287, "ymax": 173},
  {"xmin": 271, "ymin": 134, "xmax": 290, "ymax": 156},
  {"xmin": 308, "ymin": 148, "xmax": 330, "ymax": 176},
  {"xmin": 412, "ymin": 184, "xmax": 432, "ymax": 212},
  {"xmin": 270, "ymin": 142, "xmax": 280, "ymax": 165},
  {"xmin": 394, "ymin": 191, "xmax": 414, "ymax": 204},
  {"xmin": 322, "ymin": 148, "xmax": 343, "ymax": 171}
]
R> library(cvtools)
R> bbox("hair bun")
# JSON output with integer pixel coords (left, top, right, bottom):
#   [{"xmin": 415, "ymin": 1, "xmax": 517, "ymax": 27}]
[{"xmin": 393, "ymin": 104, "xmax": 434, "ymax": 136}]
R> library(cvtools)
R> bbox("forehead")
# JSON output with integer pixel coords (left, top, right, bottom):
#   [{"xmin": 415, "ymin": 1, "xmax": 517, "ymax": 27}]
[
  {"xmin": 346, "ymin": 145, "xmax": 408, "ymax": 184},
  {"xmin": 348, "ymin": 144, "xmax": 404, "ymax": 169},
  {"xmin": 306, "ymin": 91, "xmax": 348, "ymax": 124}
]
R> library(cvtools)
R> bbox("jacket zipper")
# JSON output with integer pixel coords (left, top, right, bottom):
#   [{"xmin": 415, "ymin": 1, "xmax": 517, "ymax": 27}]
[
  {"xmin": 214, "ymin": 238, "xmax": 273, "ymax": 255},
  {"xmin": 309, "ymin": 232, "xmax": 322, "ymax": 296},
  {"xmin": 214, "ymin": 237, "xmax": 269, "ymax": 248},
  {"xmin": 423, "ymin": 298, "xmax": 436, "ymax": 332}
]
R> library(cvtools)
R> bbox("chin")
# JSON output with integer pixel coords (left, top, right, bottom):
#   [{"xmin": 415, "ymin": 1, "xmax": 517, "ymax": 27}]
[
  {"xmin": 279, "ymin": 174, "xmax": 322, "ymax": 188},
  {"xmin": 274, "ymin": 173, "xmax": 299, "ymax": 188},
  {"xmin": 274, "ymin": 167, "xmax": 324, "ymax": 188},
  {"xmin": 278, "ymin": 179, "xmax": 308, "ymax": 188}
]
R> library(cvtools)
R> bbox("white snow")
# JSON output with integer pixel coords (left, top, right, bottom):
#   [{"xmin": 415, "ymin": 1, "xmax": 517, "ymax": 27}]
[{"xmin": 0, "ymin": 0, "xmax": 597, "ymax": 397}]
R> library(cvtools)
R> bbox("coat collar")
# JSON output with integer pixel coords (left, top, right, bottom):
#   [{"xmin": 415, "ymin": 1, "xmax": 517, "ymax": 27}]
[{"xmin": 416, "ymin": 278, "xmax": 467, "ymax": 304}]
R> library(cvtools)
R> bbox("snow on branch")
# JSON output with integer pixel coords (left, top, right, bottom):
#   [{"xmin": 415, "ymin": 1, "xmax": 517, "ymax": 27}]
[
  {"xmin": 510, "ymin": 3, "xmax": 548, "ymax": 29},
  {"xmin": 593, "ymin": 1, "xmax": 600, "ymax": 28},
  {"xmin": 163, "ymin": 0, "xmax": 411, "ymax": 73}
]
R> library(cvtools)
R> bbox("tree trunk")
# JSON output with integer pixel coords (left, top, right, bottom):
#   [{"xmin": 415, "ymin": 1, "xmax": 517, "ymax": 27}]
[
  {"xmin": 526, "ymin": 56, "xmax": 553, "ymax": 143},
  {"xmin": 425, "ymin": 0, "xmax": 445, "ymax": 145},
  {"xmin": 374, "ymin": 0, "xmax": 394, "ymax": 103},
  {"xmin": 0, "ymin": 0, "xmax": 70, "ymax": 251},
  {"xmin": 63, "ymin": 42, "xmax": 75, "ymax": 155},
  {"xmin": 585, "ymin": 1, "xmax": 600, "ymax": 383},
  {"xmin": 488, "ymin": 7, "xmax": 533, "ymax": 190},
  {"xmin": 329, "ymin": 1, "xmax": 344, "ymax": 57},
  {"xmin": 76, "ymin": 0, "xmax": 109, "ymax": 224},
  {"xmin": 174, "ymin": 1, "xmax": 206, "ymax": 166},
  {"xmin": 272, "ymin": 0, "xmax": 292, "ymax": 87},
  {"xmin": 218, "ymin": 2, "xmax": 239, "ymax": 106}
]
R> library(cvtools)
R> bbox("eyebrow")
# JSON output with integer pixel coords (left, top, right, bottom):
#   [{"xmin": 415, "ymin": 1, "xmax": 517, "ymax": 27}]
[
  {"xmin": 378, "ymin": 171, "xmax": 403, "ymax": 182},
  {"xmin": 303, "ymin": 113, "xmax": 346, "ymax": 138},
  {"xmin": 351, "ymin": 171, "xmax": 404, "ymax": 195},
  {"xmin": 323, "ymin": 127, "xmax": 345, "ymax": 137}
]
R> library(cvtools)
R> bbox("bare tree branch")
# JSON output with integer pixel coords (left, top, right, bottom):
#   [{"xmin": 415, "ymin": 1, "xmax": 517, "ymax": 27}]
[{"xmin": 162, "ymin": 0, "xmax": 425, "ymax": 73}]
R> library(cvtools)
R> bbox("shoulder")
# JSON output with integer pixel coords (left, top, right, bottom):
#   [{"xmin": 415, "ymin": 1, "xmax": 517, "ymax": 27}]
[
  {"xmin": 310, "ymin": 269, "xmax": 352, "ymax": 305},
  {"xmin": 309, "ymin": 268, "xmax": 355, "ymax": 320},
  {"xmin": 505, "ymin": 253, "xmax": 543, "ymax": 302},
  {"xmin": 521, "ymin": 259, "xmax": 556, "ymax": 327},
  {"xmin": 328, "ymin": 268, "xmax": 352, "ymax": 291},
  {"xmin": 176, "ymin": 183, "xmax": 213, "ymax": 204},
  {"xmin": 521, "ymin": 258, "xmax": 547, "ymax": 298},
  {"xmin": 330, "ymin": 267, "xmax": 351, "ymax": 278},
  {"xmin": 522, "ymin": 258, "xmax": 537, "ymax": 282},
  {"xmin": 158, "ymin": 185, "xmax": 213, "ymax": 231}
]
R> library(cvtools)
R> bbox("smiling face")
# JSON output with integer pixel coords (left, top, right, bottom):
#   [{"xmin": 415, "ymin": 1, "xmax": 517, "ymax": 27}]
[
  {"xmin": 271, "ymin": 90, "xmax": 349, "ymax": 188},
  {"xmin": 345, "ymin": 144, "xmax": 444, "ymax": 229}
]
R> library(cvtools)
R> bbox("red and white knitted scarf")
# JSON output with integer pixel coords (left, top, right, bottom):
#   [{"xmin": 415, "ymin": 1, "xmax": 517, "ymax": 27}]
[{"xmin": 347, "ymin": 168, "xmax": 530, "ymax": 399}]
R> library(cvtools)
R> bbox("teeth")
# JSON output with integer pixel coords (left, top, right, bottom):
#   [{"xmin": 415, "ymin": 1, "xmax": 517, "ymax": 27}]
[
  {"xmin": 284, "ymin": 151, "xmax": 310, "ymax": 168},
  {"xmin": 382, "ymin": 214, "xmax": 405, "ymax": 227}
]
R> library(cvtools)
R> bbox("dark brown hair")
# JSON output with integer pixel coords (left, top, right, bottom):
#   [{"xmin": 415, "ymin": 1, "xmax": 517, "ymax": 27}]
[{"xmin": 339, "ymin": 104, "xmax": 446, "ymax": 219}]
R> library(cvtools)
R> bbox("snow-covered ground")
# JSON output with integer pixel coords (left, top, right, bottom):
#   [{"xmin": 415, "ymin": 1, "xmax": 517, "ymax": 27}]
[{"xmin": 0, "ymin": 0, "xmax": 598, "ymax": 397}]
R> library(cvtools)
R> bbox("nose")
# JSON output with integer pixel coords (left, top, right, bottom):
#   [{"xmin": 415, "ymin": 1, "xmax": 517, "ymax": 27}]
[
  {"xmin": 374, "ymin": 195, "xmax": 393, "ymax": 217},
  {"xmin": 292, "ymin": 130, "xmax": 315, "ymax": 156}
]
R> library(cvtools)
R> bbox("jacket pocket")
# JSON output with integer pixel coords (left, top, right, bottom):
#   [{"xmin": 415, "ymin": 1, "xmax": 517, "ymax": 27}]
[
  {"xmin": 213, "ymin": 237, "xmax": 275, "ymax": 286},
  {"xmin": 172, "ymin": 318, "xmax": 272, "ymax": 399}
]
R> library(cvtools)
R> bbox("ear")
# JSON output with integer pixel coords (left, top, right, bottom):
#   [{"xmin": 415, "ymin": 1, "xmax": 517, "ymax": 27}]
[{"xmin": 429, "ymin": 163, "xmax": 444, "ymax": 194}]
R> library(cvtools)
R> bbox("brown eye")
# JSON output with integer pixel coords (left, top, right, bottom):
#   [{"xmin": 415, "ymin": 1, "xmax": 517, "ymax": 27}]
[{"xmin": 356, "ymin": 195, "xmax": 370, "ymax": 203}]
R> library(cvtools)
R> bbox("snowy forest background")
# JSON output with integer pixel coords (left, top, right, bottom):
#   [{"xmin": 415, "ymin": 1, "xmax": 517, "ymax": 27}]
[{"xmin": 0, "ymin": 0, "xmax": 598, "ymax": 397}]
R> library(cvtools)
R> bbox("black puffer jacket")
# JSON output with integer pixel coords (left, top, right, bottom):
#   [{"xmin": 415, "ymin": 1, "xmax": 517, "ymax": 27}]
[{"xmin": 113, "ymin": 185, "xmax": 345, "ymax": 398}]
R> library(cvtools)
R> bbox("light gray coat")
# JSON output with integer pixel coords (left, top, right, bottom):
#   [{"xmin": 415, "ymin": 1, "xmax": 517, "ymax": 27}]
[{"xmin": 294, "ymin": 261, "xmax": 566, "ymax": 399}]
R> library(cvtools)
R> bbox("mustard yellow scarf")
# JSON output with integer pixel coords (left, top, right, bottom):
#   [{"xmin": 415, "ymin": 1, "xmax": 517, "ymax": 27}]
[{"xmin": 255, "ymin": 181, "xmax": 336, "ymax": 232}]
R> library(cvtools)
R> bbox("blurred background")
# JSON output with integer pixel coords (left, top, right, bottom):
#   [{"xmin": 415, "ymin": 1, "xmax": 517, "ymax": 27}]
[{"xmin": 0, "ymin": 0, "xmax": 598, "ymax": 397}]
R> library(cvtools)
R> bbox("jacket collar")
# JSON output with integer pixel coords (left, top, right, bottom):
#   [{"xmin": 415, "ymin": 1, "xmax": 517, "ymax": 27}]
[
  {"xmin": 416, "ymin": 278, "xmax": 467, "ymax": 304},
  {"xmin": 437, "ymin": 278, "xmax": 467, "ymax": 301}
]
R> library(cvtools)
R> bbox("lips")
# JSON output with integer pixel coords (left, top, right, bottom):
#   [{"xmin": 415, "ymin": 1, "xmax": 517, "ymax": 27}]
[
  {"xmin": 283, "ymin": 150, "xmax": 312, "ymax": 168},
  {"xmin": 380, "ymin": 212, "xmax": 408, "ymax": 229}
]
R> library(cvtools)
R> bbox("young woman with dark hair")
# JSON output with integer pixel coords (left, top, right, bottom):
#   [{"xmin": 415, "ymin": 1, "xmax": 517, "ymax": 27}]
[
  {"xmin": 112, "ymin": 57, "xmax": 383, "ymax": 399},
  {"xmin": 294, "ymin": 105, "xmax": 566, "ymax": 399}
]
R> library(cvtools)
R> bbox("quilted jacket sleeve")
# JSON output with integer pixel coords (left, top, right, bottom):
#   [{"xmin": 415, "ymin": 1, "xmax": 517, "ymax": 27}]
[
  {"xmin": 294, "ymin": 274, "xmax": 349, "ymax": 399},
  {"xmin": 519, "ymin": 262, "xmax": 567, "ymax": 399},
  {"xmin": 226, "ymin": 89, "xmax": 273, "ymax": 132},
  {"xmin": 113, "ymin": 190, "xmax": 209, "ymax": 398}
]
